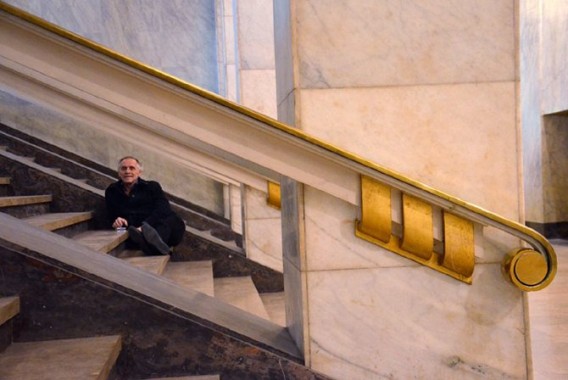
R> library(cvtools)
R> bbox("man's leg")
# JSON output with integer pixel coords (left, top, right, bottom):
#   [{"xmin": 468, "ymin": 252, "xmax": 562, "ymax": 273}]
[
  {"xmin": 141, "ymin": 222, "xmax": 170, "ymax": 255},
  {"xmin": 167, "ymin": 214, "xmax": 186, "ymax": 247},
  {"xmin": 127, "ymin": 226, "xmax": 155, "ymax": 255}
]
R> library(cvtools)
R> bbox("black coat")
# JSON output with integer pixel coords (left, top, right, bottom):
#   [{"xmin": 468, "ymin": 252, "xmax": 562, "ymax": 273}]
[{"xmin": 105, "ymin": 178, "xmax": 176, "ymax": 229}]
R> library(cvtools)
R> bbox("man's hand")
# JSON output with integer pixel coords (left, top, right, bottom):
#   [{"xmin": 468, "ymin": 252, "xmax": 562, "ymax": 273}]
[{"xmin": 112, "ymin": 217, "xmax": 128, "ymax": 229}]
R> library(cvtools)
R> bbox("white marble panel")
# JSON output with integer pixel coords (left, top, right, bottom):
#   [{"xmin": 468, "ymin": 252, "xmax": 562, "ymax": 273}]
[
  {"xmin": 520, "ymin": 0, "xmax": 545, "ymax": 223},
  {"xmin": 229, "ymin": 184, "xmax": 242, "ymax": 234},
  {"xmin": 305, "ymin": 186, "xmax": 412, "ymax": 271},
  {"xmin": 541, "ymin": 1, "xmax": 568, "ymax": 114},
  {"xmin": 304, "ymin": 186, "xmax": 507, "ymax": 273},
  {"xmin": 295, "ymin": 0, "xmax": 515, "ymax": 89},
  {"xmin": 225, "ymin": 63, "xmax": 238, "ymax": 102},
  {"xmin": 300, "ymin": 82, "xmax": 519, "ymax": 219},
  {"xmin": 237, "ymin": 0, "xmax": 275, "ymax": 70},
  {"xmin": 542, "ymin": 116, "xmax": 568, "ymax": 222},
  {"xmin": 246, "ymin": 218, "xmax": 283, "ymax": 272},
  {"xmin": 245, "ymin": 186, "xmax": 281, "ymax": 219},
  {"xmin": 223, "ymin": 11, "xmax": 236, "ymax": 65},
  {"xmin": 244, "ymin": 186, "xmax": 283, "ymax": 272},
  {"xmin": 240, "ymin": 70, "xmax": 277, "ymax": 118},
  {"xmin": 6, "ymin": 0, "xmax": 220, "ymax": 92},
  {"xmin": 273, "ymin": 0, "xmax": 295, "ymax": 108},
  {"xmin": 223, "ymin": 0, "xmax": 233, "ymax": 17},
  {"xmin": 528, "ymin": 239, "xmax": 568, "ymax": 380},
  {"xmin": 308, "ymin": 263, "xmax": 525, "ymax": 379}
]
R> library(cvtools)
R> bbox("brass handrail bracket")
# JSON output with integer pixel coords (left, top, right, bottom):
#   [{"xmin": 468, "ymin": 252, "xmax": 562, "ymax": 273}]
[{"xmin": 356, "ymin": 175, "xmax": 478, "ymax": 285}]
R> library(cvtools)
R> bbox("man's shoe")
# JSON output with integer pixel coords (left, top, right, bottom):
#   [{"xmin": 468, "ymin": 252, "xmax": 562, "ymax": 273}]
[
  {"xmin": 127, "ymin": 226, "xmax": 154, "ymax": 255},
  {"xmin": 141, "ymin": 223, "xmax": 171, "ymax": 255}
]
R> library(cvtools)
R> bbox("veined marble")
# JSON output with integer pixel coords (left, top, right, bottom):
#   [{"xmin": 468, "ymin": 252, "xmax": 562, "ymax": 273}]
[
  {"xmin": 299, "ymin": 82, "xmax": 519, "ymax": 219},
  {"xmin": 541, "ymin": 1, "xmax": 568, "ymax": 114},
  {"xmin": 294, "ymin": 0, "xmax": 515, "ymax": 89},
  {"xmin": 244, "ymin": 186, "xmax": 283, "ymax": 272},
  {"xmin": 528, "ymin": 240, "xmax": 568, "ymax": 380},
  {"xmin": 237, "ymin": 0, "xmax": 275, "ymax": 70},
  {"xmin": 240, "ymin": 70, "xmax": 277, "ymax": 118},
  {"xmin": 521, "ymin": 0, "xmax": 568, "ymax": 225},
  {"xmin": 288, "ymin": 184, "xmax": 531, "ymax": 378},
  {"xmin": 520, "ymin": 0, "xmax": 545, "ymax": 223},
  {"xmin": 308, "ymin": 263, "xmax": 525, "ymax": 379},
  {"xmin": 4, "ymin": 0, "xmax": 219, "ymax": 92}
]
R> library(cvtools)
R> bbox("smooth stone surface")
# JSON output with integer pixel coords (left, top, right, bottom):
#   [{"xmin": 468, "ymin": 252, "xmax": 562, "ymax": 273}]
[
  {"xmin": 244, "ymin": 186, "xmax": 283, "ymax": 272},
  {"xmin": 294, "ymin": 0, "xmax": 515, "ymax": 88},
  {"xmin": 214, "ymin": 276, "xmax": 270, "ymax": 320},
  {"xmin": 260, "ymin": 292, "xmax": 285, "ymax": 326},
  {"xmin": 124, "ymin": 256, "xmax": 170, "ymax": 276},
  {"xmin": 0, "ymin": 335, "xmax": 121, "ymax": 380},
  {"xmin": 307, "ymin": 263, "xmax": 525, "ymax": 380},
  {"xmin": 299, "ymin": 82, "xmax": 519, "ymax": 219},
  {"xmin": 0, "ymin": 296, "xmax": 20, "ymax": 326},
  {"xmin": 528, "ymin": 239, "xmax": 568, "ymax": 380},
  {"xmin": 163, "ymin": 261, "xmax": 215, "ymax": 297},
  {"xmin": 23, "ymin": 211, "xmax": 93, "ymax": 231}
]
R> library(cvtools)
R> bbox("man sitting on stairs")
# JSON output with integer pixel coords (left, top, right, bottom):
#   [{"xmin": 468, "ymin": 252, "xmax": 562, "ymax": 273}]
[{"xmin": 105, "ymin": 156, "xmax": 185, "ymax": 255}]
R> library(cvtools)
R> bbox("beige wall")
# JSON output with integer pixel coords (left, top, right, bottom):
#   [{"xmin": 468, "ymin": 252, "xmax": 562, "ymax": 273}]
[
  {"xmin": 275, "ymin": 1, "xmax": 529, "ymax": 378},
  {"xmin": 293, "ymin": 0, "xmax": 520, "ymax": 216}
]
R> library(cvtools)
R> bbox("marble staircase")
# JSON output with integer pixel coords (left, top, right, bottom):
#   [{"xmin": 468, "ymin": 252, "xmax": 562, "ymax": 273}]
[
  {"xmin": 0, "ymin": 177, "xmax": 284, "ymax": 326},
  {"xmin": 0, "ymin": 296, "xmax": 224, "ymax": 379},
  {"xmin": 0, "ymin": 126, "xmax": 328, "ymax": 378},
  {"xmin": 0, "ymin": 296, "xmax": 122, "ymax": 379}
]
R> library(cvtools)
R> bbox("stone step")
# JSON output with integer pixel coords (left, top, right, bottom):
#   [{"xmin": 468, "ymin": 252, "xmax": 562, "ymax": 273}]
[
  {"xmin": 162, "ymin": 261, "xmax": 215, "ymax": 297},
  {"xmin": 124, "ymin": 255, "xmax": 170, "ymax": 275},
  {"xmin": 0, "ymin": 194, "xmax": 52, "ymax": 208},
  {"xmin": 0, "ymin": 335, "xmax": 122, "ymax": 380},
  {"xmin": 0, "ymin": 177, "xmax": 10, "ymax": 196},
  {"xmin": 214, "ymin": 276, "xmax": 270, "ymax": 320},
  {"xmin": 0, "ymin": 296, "xmax": 20, "ymax": 326},
  {"xmin": 145, "ymin": 375, "xmax": 220, "ymax": 380},
  {"xmin": 23, "ymin": 211, "xmax": 94, "ymax": 231},
  {"xmin": 260, "ymin": 292, "xmax": 286, "ymax": 326},
  {"xmin": 73, "ymin": 229, "xmax": 129, "ymax": 253}
]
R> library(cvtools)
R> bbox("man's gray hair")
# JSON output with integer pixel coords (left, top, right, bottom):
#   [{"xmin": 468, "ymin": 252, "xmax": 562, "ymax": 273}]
[{"xmin": 117, "ymin": 156, "xmax": 143, "ymax": 171}]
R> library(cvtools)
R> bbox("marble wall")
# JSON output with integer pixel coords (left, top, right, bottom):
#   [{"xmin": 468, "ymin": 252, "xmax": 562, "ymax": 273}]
[
  {"xmin": 540, "ymin": 1, "xmax": 568, "ymax": 114},
  {"xmin": 292, "ymin": 0, "xmax": 519, "ymax": 215},
  {"xmin": 521, "ymin": 0, "xmax": 568, "ymax": 228},
  {"xmin": 521, "ymin": 0, "xmax": 545, "ymax": 223},
  {"xmin": 4, "ymin": 0, "xmax": 219, "ymax": 93},
  {"xmin": 274, "ymin": 1, "xmax": 533, "ymax": 378}
]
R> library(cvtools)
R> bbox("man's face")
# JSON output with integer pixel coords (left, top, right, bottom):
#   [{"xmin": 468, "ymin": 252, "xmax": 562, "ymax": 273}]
[{"xmin": 118, "ymin": 158, "xmax": 141, "ymax": 185}]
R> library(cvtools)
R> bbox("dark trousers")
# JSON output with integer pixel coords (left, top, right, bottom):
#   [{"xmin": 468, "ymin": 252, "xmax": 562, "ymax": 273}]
[{"xmin": 150, "ymin": 214, "xmax": 186, "ymax": 247}]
